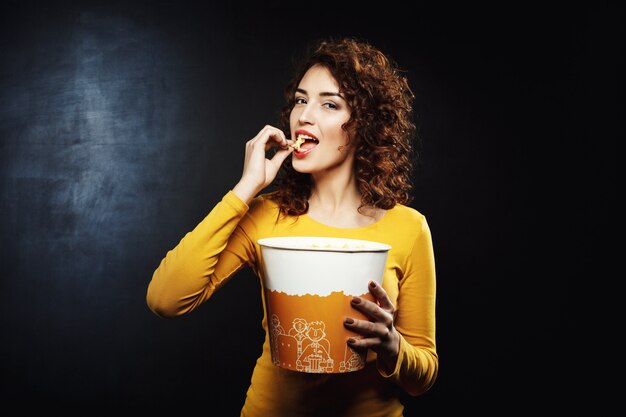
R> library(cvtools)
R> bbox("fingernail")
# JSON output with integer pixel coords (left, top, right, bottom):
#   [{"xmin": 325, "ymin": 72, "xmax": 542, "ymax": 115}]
[
  {"xmin": 344, "ymin": 318, "xmax": 354, "ymax": 325},
  {"xmin": 347, "ymin": 338, "xmax": 356, "ymax": 344},
  {"xmin": 351, "ymin": 297, "xmax": 361, "ymax": 304},
  {"xmin": 369, "ymin": 281, "xmax": 377, "ymax": 288}
]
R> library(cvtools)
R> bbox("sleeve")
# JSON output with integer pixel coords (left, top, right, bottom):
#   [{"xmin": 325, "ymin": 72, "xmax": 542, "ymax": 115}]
[
  {"xmin": 377, "ymin": 216, "xmax": 438, "ymax": 396},
  {"xmin": 146, "ymin": 190, "xmax": 256, "ymax": 318}
]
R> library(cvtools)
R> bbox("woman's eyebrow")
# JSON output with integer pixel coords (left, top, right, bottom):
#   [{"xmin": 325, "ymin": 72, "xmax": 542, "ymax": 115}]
[{"xmin": 295, "ymin": 88, "xmax": 344, "ymax": 99}]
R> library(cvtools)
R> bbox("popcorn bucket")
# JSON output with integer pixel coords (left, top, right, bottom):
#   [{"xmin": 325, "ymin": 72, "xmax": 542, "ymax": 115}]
[{"xmin": 258, "ymin": 236, "xmax": 391, "ymax": 373}]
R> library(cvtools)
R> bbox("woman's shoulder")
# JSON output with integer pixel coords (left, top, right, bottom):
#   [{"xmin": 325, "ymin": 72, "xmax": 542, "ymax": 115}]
[
  {"xmin": 387, "ymin": 203, "xmax": 428, "ymax": 225},
  {"xmin": 247, "ymin": 191, "xmax": 281, "ymax": 216},
  {"xmin": 384, "ymin": 204, "xmax": 433, "ymax": 247}
]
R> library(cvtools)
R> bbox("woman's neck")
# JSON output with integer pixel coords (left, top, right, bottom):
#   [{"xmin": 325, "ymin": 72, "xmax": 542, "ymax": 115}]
[
  {"xmin": 307, "ymin": 171, "xmax": 385, "ymax": 228},
  {"xmin": 309, "ymin": 171, "xmax": 361, "ymax": 215}
]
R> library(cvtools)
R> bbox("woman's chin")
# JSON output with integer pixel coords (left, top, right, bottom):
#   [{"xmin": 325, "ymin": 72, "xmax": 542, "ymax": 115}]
[{"xmin": 291, "ymin": 161, "xmax": 311, "ymax": 174}]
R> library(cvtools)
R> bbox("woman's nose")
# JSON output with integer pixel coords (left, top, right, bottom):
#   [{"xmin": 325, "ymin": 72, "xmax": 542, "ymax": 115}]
[{"xmin": 298, "ymin": 104, "xmax": 315, "ymax": 125}]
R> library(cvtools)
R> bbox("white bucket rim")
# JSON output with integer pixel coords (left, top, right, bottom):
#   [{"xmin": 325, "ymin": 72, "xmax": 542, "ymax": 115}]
[{"xmin": 258, "ymin": 236, "xmax": 392, "ymax": 253}]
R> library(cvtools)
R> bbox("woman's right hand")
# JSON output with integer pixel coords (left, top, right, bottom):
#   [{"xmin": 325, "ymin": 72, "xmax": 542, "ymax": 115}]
[{"xmin": 232, "ymin": 125, "xmax": 293, "ymax": 204}]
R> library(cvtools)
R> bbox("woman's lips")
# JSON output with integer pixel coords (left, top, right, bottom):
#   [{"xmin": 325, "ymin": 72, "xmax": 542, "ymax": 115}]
[{"xmin": 293, "ymin": 145, "xmax": 316, "ymax": 158}]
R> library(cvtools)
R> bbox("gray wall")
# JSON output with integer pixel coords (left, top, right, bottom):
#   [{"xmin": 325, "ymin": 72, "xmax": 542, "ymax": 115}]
[{"xmin": 1, "ymin": 0, "xmax": 618, "ymax": 413}]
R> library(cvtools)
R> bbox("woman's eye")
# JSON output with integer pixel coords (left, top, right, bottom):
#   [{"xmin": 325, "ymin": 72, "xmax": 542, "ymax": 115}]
[
  {"xmin": 294, "ymin": 97, "xmax": 307, "ymax": 105},
  {"xmin": 323, "ymin": 102, "xmax": 337, "ymax": 110}
]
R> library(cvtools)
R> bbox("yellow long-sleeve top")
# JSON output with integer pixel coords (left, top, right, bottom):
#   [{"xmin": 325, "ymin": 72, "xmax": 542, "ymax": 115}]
[{"xmin": 147, "ymin": 190, "xmax": 438, "ymax": 417}]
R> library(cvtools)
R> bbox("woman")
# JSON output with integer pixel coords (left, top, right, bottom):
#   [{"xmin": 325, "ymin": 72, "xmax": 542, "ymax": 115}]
[{"xmin": 147, "ymin": 37, "xmax": 438, "ymax": 416}]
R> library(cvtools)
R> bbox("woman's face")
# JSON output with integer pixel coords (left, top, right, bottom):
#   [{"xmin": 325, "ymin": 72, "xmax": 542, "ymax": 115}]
[{"xmin": 289, "ymin": 64, "xmax": 352, "ymax": 174}]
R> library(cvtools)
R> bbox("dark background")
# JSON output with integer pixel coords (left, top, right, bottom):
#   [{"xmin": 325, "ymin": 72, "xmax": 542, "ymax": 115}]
[{"xmin": 0, "ymin": 0, "xmax": 619, "ymax": 414}]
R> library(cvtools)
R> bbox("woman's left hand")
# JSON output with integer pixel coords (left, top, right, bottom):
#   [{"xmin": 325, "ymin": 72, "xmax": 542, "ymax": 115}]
[{"xmin": 344, "ymin": 280, "xmax": 400, "ymax": 371}]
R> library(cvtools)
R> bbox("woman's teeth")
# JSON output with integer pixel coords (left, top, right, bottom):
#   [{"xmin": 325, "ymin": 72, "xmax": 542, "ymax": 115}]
[{"xmin": 290, "ymin": 134, "xmax": 318, "ymax": 152}]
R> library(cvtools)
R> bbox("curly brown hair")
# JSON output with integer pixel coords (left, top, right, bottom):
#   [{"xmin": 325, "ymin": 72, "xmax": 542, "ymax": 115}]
[{"xmin": 271, "ymin": 37, "xmax": 418, "ymax": 216}]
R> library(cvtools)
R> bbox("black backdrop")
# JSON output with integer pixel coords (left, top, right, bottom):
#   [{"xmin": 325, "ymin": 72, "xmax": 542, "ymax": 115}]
[{"xmin": 0, "ymin": 0, "xmax": 619, "ymax": 414}]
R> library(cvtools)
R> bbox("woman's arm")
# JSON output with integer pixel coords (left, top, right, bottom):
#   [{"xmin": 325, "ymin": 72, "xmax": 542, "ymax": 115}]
[
  {"xmin": 345, "ymin": 216, "xmax": 438, "ymax": 396},
  {"xmin": 383, "ymin": 217, "xmax": 438, "ymax": 396},
  {"xmin": 147, "ymin": 125, "xmax": 293, "ymax": 318},
  {"xmin": 146, "ymin": 191, "xmax": 251, "ymax": 318}
]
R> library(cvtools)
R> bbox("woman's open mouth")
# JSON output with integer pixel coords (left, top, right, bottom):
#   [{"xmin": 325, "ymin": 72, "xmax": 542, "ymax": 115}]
[{"xmin": 291, "ymin": 132, "xmax": 319, "ymax": 158}]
